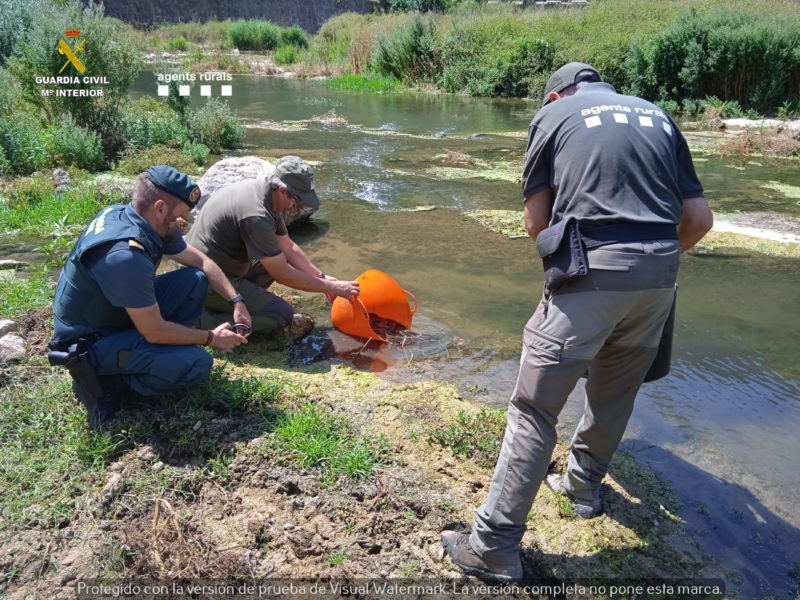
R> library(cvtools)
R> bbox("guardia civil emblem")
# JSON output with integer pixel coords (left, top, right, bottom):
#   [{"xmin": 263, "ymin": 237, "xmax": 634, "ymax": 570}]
[{"xmin": 59, "ymin": 29, "xmax": 86, "ymax": 74}]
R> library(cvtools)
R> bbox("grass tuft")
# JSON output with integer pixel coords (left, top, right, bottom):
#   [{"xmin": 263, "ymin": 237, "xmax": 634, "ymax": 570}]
[
  {"xmin": 274, "ymin": 403, "xmax": 387, "ymax": 485},
  {"xmin": 324, "ymin": 73, "xmax": 401, "ymax": 93},
  {"xmin": 429, "ymin": 407, "xmax": 505, "ymax": 467}
]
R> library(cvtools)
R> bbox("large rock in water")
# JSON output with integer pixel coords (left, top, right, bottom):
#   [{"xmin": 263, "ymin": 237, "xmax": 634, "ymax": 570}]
[{"xmin": 193, "ymin": 156, "xmax": 316, "ymax": 227}]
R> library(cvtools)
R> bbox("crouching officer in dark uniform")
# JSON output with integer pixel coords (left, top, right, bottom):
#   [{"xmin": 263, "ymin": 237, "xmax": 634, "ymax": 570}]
[{"xmin": 49, "ymin": 166, "xmax": 252, "ymax": 429}]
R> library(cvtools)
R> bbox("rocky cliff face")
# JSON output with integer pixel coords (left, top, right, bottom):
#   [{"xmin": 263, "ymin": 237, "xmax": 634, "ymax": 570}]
[{"xmin": 97, "ymin": 0, "xmax": 379, "ymax": 33}]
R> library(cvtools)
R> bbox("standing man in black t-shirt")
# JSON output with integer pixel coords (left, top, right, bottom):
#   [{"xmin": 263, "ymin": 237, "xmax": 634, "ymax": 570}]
[{"xmin": 442, "ymin": 63, "xmax": 713, "ymax": 582}]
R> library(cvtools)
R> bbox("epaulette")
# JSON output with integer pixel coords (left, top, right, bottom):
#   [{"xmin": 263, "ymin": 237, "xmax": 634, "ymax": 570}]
[{"xmin": 129, "ymin": 239, "xmax": 145, "ymax": 251}]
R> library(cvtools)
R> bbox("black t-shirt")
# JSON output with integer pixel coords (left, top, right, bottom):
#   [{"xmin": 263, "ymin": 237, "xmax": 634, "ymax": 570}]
[{"xmin": 522, "ymin": 82, "xmax": 703, "ymax": 227}]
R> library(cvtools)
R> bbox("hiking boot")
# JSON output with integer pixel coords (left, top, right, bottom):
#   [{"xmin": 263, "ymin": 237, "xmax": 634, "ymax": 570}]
[
  {"xmin": 284, "ymin": 313, "xmax": 315, "ymax": 340},
  {"xmin": 72, "ymin": 380, "xmax": 119, "ymax": 430},
  {"xmin": 441, "ymin": 531, "xmax": 523, "ymax": 583},
  {"xmin": 544, "ymin": 473, "xmax": 603, "ymax": 519}
]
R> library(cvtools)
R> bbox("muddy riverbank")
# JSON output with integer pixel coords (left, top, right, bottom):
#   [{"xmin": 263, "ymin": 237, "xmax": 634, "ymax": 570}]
[{"xmin": 1, "ymin": 308, "xmax": 730, "ymax": 600}]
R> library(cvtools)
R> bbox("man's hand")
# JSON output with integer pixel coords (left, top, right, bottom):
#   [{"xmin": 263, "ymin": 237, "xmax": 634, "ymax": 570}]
[
  {"xmin": 232, "ymin": 301, "xmax": 252, "ymax": 328},
  {"xmin": 209, "ymin": 322, "xmax": 247, "ymax": 350},
  {"xmin": 326, "ymin": 279, "xmax": 360, "ymax": 299}
]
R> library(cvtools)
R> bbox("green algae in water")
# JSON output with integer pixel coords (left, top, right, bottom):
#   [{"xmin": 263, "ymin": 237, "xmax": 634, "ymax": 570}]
[
  {"xmin": 464, "ymin": 209, "xmax": 527, "ymax": 238},
  {"xmin": 759, "ymin": 181, "xmax": 800, "ymax": 199}
]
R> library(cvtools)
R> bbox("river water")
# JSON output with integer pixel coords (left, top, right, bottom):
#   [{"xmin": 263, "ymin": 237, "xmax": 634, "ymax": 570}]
[{"xmin": 140, "ymin": 74, "xmax": 800, "ymax": 596}]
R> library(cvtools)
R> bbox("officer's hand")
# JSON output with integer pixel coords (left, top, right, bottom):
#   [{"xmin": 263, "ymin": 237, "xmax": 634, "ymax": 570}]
[
  {"xmin": 232, "ymin": 302, "xmax": 252, "ymax": 328},
  {"xmin": 328, "ymin": 279, "xmax": 360, "ymax": 300},
  {"xmin": 210, "ymin": 322, "xmax": 247, "ymax": 349}
]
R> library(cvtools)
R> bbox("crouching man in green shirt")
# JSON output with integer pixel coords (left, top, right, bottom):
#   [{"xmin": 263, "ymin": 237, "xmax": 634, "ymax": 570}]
[{"xmin": 186, "ymin": 156, "xmax": 359, "ymax": 336}]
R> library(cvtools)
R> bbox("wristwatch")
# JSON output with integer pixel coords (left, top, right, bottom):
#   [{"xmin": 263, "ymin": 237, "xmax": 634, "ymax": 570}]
[{"xmin": 229, "ymin": 293, "xmax": 244, "ymax": 306}]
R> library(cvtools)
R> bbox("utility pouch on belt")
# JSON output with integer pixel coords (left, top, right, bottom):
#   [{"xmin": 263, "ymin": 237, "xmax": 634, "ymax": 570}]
[{"xmin": 536, "ymin": 217, "xmax": 587, "ymax": 292}]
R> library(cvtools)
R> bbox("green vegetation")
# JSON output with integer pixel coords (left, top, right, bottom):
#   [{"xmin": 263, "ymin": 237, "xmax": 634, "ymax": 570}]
[
  {"xmin": 0, "ymin": 270, "xmax": 54, "ymax": 317},
  {"xmin": 0, "ymin": 177, "xmax": 123, "ymax": 234},
  {"xmin": 430, "ymin": 407, "xmax": 505, "ymax": 467},
  {"xmin": 113, "ymin": 145, "xmax": 200, "ymax": 177},
  {"xmin": 228, "ymin": 19, "xmax": 282, "ymax": 51},
  {"xmin": 164, "ymin": 35, "xmax": 189, "ymax": 52},
  {"xmin": 372, "ymin": 14, "xmax": 439, "ymax": 82},
  {"xmin": 281, "ymin": 25, "xmax": 310, "ymax": 49},
  {"xmin": 0, "ymin": 1, "xmax": 248, "ymax": 178},
  {"xmin": 188, "ymin": 98, "xmax": 246, "ymax": 154},
  {"xmin": 273, "ymin": 44, "xmax": 297, "ymax": 66},
  {"xmin": 274, "ymin": 403, "xmax": 387, "ymax": 485},
  {"xmin": 627, "ymin": 8, "xmax": 800, "ymax": 109},
  {"xmin": 323, "ymin": 73, "xmax": 401, "ymax": 92},
  {"xmin": 0, "ymin": 371, "xmax": 121, "ymax": 528},
  {"xmin": 300, "ymin": 0, "xmax": 800, "ymax": 111},
  {"xmin": 47, "ymin": 114, "xmax": 105, "ymax": 172},
  {"xmin": 7, "ymin": 0, "xmax": 139, "ymax": 158}
]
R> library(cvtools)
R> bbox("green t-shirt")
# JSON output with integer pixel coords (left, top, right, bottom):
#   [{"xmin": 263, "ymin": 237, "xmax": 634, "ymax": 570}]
[{"xmin": 186, "ymin": 178, "xmax": 288, "ymax": 278}]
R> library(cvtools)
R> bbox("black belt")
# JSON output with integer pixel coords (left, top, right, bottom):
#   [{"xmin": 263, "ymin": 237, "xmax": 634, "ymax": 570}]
[{"xmin": 580, "ymin": 222, "xmax": 678, "ymax": 249}]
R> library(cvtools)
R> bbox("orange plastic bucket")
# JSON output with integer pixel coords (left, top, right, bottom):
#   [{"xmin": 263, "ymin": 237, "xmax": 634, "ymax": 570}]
[{"xmin": 331, "ymin": 269, "xmax": 417, "ymax": 342}]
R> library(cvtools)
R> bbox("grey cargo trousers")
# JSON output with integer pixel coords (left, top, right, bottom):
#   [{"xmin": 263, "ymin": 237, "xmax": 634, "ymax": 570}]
[{"xmin": 471, "ymin": 240, "xmax": 681, "ymax": 561}]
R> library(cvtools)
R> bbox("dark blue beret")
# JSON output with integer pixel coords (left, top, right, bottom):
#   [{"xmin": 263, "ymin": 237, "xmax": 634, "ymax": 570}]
[{"xmin": 146, "ymin": 165, "xmax": 201, "ymax": 208}]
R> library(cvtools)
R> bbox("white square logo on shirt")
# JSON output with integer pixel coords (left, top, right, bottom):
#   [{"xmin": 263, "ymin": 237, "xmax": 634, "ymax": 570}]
[
  {"xmin": 613, "ymin": 113, "xmax": 629, "ymax": 124},
  {"xmin": 584, "ymin": 115, "xmax": 602, "ymax": 128},
  {"xmin": 638, "ymin": 116, "xmax": 653, "ymax": 127}
]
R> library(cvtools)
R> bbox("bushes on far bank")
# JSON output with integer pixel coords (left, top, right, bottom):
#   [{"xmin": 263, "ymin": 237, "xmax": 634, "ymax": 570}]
[
  {"xmin": 306, "ymin": 0, "xmax": 800, "ymax": 111},
  {"xmin": 627, "ymin": 7, "xmax": 800, "ymax": 110},
  {"xmin": 228, "ymin": 19, "xmax": 282, "ymax": 51},
  {"xmin": 226, "ymin": 19, "xmax": 310, "ymax": 52}
]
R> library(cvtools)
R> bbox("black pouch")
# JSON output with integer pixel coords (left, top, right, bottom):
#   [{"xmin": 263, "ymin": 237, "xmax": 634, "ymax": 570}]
[{"xmin": 536, "ymin": 217, "xmax": 588, "ymax": 292}]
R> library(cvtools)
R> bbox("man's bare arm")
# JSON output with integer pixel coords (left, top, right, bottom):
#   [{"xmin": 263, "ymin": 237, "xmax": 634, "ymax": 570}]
[
  {"xmin": 260, "ymin": 250, "xmax": 359, "ymax": 298},
  {"xmin": 125, "ymin": 304, "xmax": 246, "ymax": 349},
  {"xmin": 524, "ymin": 189, "xmax": 554, "ymax": 240},
  {"xmin": 678, "ymin": 196, "xmax": 713, "ymax": 252},
  {"xmin": 170, "ymin": 244, "xmax": 252, "ymax": 326}
]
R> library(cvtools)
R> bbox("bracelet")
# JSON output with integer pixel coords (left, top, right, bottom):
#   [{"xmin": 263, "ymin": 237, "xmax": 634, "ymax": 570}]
[
  {"xmin": 204, "ymin": 330, "xmax": 213, "ymax": 346},
  {"xmin": 229, "ymin": 293, "xmax": 244, "ymax": 306}
]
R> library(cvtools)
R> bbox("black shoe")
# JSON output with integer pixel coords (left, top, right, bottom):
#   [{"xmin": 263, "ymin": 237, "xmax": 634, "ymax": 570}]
[
  {"xmin": 544, "ymin": 473, "xmax": 603, "ymax": 519},
  {"xmin": 441, "ymin": 531, "xmax": 523, "ymax": 583},
  {"xmin": 72, "ymin": 380, "xmax": 118, "ymax": 430}
]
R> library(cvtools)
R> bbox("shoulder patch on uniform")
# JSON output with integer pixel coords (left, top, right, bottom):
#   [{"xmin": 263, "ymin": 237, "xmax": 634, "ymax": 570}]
[{"xmin": 129, "ymin": 239, "xmax": 145, "ymax": 251}]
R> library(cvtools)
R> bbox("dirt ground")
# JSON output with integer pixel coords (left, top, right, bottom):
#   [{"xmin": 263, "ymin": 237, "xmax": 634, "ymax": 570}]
[{"xmin": 0, "ymin": 310, "xmax": 728, "ymax": 600}]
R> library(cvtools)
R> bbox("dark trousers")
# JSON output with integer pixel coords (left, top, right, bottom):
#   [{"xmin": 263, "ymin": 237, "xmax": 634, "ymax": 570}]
[{"xmin": 89, "ymin": 268, "xmax": 213, "ymax": 396}]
